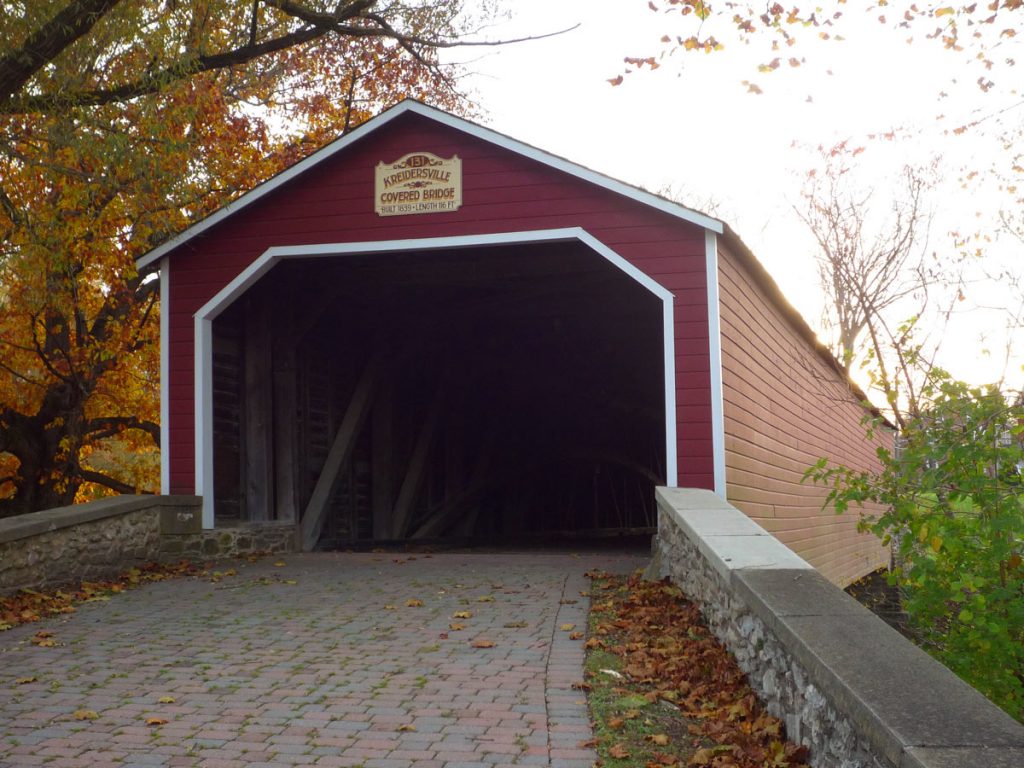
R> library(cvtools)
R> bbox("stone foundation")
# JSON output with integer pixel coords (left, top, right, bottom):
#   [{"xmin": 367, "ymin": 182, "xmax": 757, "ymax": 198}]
[{"xmin": 160, "ymin": 521, "xmax": 296, "ymax": 559}]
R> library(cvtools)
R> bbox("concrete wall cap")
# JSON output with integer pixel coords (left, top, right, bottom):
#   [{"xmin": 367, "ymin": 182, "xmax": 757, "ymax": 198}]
[
  {"xmin": 0, "ymin": 495, "xmax": 202, "ymax": 545},
  {"xmin": 655, "ymin": 486, "xmax": 813, "ymax": 581}
]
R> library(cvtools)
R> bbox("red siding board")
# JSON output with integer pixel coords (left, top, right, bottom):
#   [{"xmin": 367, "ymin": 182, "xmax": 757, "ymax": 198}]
[
  {"xmin": 163, "ymin": 112, "xmax": 714, "ymax": 495},
  {"xmin": 674, "ymin": 303, "xmax": 711, "ymax": 324}
]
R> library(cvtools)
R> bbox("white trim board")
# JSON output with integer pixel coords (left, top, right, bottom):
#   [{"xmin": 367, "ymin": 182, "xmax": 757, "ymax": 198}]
[
  {"xmin": 193, "ymin": 227, "xmax": 678, "ymax": 527},
  {"xmin": 160, "ymin": 257, "xmax": 170, "ymax": 495},
  {"xmin": 704, "ymin": 231, "xmax": 726, "ymax": 497},
  {"xmin": 138, "ymin": 100, "xmax": 722, "ymax": 272}
]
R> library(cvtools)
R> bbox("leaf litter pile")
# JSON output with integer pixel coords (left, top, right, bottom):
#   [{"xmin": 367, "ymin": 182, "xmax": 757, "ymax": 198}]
[
  {"xmin": 0, "ymin": 560, "xmax": 228, "ymax": 632},
  {"xmin": 583, "ymin": 571, "xmax": 809, "ymax": 768}
]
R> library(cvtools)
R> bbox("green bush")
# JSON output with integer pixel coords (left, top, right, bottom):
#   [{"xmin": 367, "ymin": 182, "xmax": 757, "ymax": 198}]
[{"xmin": 807, "ymin": 373, "xmax": 1024, "ymax": 720}]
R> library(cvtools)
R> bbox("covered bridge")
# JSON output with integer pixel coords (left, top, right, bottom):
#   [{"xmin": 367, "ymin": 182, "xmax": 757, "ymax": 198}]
[{"xmin": 140, "ymin": 100, "xmax": 888, "ymax": 586}]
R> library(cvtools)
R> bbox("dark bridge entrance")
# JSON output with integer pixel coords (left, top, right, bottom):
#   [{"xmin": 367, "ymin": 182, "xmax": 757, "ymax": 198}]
[{"xmin": 209, "ymin": 238, "xmax": 669, "ymax": 549}]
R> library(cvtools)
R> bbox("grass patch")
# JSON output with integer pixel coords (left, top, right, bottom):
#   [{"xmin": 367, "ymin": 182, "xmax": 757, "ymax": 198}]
[{"xmin": 584, "ymin": 646, "xmax": 686, "ymax": 767}]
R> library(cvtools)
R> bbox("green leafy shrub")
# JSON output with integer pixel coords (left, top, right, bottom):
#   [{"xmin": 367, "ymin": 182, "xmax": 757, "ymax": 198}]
[{"xmin": 807, "ymin": 372, "xmax": 1024, "ymax": 720}]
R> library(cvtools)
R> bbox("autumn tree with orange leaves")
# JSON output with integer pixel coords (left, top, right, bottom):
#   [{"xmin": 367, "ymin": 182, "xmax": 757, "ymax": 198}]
[{"xmin": 0, "ymin": 0, "xmax": 508, "ymax": 516}]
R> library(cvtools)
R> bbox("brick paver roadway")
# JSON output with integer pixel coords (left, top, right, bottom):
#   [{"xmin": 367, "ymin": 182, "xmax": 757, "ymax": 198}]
[{"xmin": 0, "ymin": 551, "xmax": 646, "ymax": 768}]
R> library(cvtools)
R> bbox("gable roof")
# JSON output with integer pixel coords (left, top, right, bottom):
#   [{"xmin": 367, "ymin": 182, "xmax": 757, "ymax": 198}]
[{"xmin": 135, "ymin": 99, "xmax": 724, "ymax": 271}]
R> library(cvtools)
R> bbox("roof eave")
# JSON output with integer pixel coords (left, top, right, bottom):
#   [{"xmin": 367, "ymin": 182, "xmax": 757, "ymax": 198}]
[{"xmin": 135, "ymin": 99, "xmax": 722, "ymax": 272}]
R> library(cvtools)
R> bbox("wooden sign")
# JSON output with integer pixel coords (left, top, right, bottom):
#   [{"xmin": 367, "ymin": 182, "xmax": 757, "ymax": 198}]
[{"xmin": 375, "ymin": 152, "xmax": 462, "ymax": 216}]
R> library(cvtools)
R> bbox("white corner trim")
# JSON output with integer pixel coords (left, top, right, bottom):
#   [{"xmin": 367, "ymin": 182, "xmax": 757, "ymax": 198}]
[
  {"xmin": 662, "ymin": 293, "xmax": 678, "ymax": 487},
  {"xmin": 137, "ymin": 100, "xmax": 722, "ymax": 271},
  {"xmin": 193, "ymin": 228, "xmax": 678, "ymax": 527},
  {"xmin": 195, "ymin": 316, "xmax": 215, "ymax": 528},
  {"xmin": 705, "ymin": 231, "xmax": 726, "ymax": 497},
  {"xmin": 159, "ymin": 258, "xmax": 170, "ymax": 495}
]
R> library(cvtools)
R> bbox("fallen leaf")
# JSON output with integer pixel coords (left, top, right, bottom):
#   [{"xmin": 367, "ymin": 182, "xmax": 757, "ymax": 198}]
[
  {"xmin": 471, "ymin": 639, "xmax": 495, "ymax": 648},
  {"xmin": 690, "ymin": 747, "xmax": 714, "ymax": 765},
  {"xmin": 477, "ymin": 595, "xmax": 495, "ymax": 603},
  {"xmin": 608, "ymin": 743, "xmax": 630, "ymax": 759},
  {"xmin": 608, "ymin": 716, "xmax": 625, "ymax": 729},
  {"xmin": 283, "ymin": 579, "xmax": 297, "ymax": 585},
  {"xmin": 452, "ymin": 610, "xmax": 473, "ymax": 619},
  {"xmin": 273, "ymin": 561, "xmax": 286, "ymax": 567},
  {"xmin": 647, "ymin": 734, "xmax": 670, "ymax": 746},
  {"xmin": 449, "ymin": 622, "xmax": 465, "ymax": 631},
  {"xmin": 570, "ymin": 681, "xmax": 592, "ymax": 691},
  {"xmin": 438, "ymin": 632, "xmax": 449, "ymax": 639},
  {"xmin": 398, "ymin": 724, "xmax": 417, "ymax": 732},
  {"xmin": 503, "ymin": 621, "xmax": 528, "ymax": 628},
  {"xmin": 405, "ymin": 598, "xmax": 423, "ymax": 608},
  {"xmin": 560, "ymin": 623, "xmax": 576, "ymax": 631},
  {"xmin": 73, "ymin": 709, "xmax": 99, "ymax": 721},
  {"xmin": 15, "ymin": 676, "xmax": 37, "ymax": 685},
  {"xmin": 578, "ymin": 738, "xmax": 598, "ymax": 748},
  {"xmin": 623, "ymin": 709, "xmax": 641, "ymax": 720},
  {"xmin": 145, "ymin": 717, "xmax": 168, "ymax": 726},
  {"xmin": 569, "ymin": 631, "xmax": 584, "ymax": 640},
  {"xmin": 559, "ymin": 599, "xmax": 578, "ymax": 605},
  {"xmin": 157, "ymin": 696, "xmax": 175, "ymax": 704}
]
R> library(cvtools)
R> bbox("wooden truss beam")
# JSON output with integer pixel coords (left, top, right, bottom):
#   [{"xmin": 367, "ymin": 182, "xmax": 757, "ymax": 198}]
[
  {"xmin": 390, "ymin": 385, "xmax": 444, "ymax": 539},
  {"xmin": 300, "ymin": 352, "xmax": 382, "ymax": 550}
]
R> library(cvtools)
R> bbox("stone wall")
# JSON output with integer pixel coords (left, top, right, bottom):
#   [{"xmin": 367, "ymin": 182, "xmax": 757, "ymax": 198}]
[
  {"xmin": 651, "ymin": 487, "xmax": 1024, "ymax": 768},
  {"xmin": 0, "ymin": 496, "xmax": 195, "ymax": 594},
  {"xmin": 0, "ymin": 496, "xmax": 294, "ymax": 595}
]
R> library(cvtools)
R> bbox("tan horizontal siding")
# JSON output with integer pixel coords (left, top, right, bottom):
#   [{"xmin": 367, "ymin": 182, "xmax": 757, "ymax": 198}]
[{"xmin": 718, "ymin": 245, "xmax": 889, "ymax": 586}]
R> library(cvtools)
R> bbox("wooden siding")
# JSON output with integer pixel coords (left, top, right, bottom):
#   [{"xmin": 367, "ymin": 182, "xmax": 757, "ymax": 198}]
[
  {"xmin": 165, "ymin": 111, "xmax": 713, "ymax": 494},
  {"xmin": 717, "ymin": 243, "xmax": 889, "ymax": 586}
]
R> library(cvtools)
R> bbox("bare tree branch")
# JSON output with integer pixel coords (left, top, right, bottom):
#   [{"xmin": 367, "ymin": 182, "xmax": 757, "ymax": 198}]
[
  {"xmin": 795, "ymin": 148, "xmax": 935, "ymax": 379},
  {"xmin": 77, "ymin": 467, "xmax": 145, "ymax": 495},
  {"xmin": 85, "ymin": 416, "xmax": 160, "ymax": 445}
]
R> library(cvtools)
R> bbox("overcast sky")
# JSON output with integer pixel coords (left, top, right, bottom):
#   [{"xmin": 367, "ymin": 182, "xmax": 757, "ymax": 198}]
[{"xmin": 444, "ymin": 1, "xmax": 1024, "ymax": 390}]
